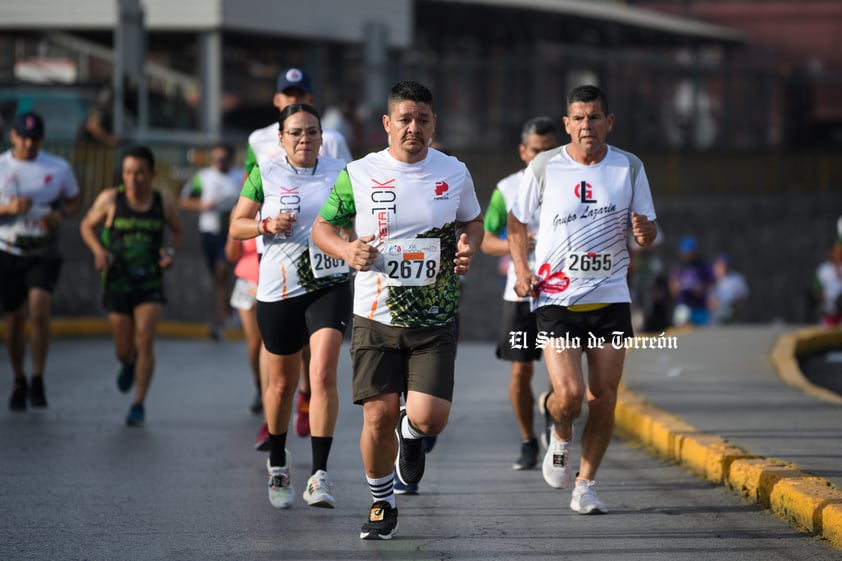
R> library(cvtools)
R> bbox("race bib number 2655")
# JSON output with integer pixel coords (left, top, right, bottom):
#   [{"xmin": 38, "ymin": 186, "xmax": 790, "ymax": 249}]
[{"xmin": 564, "ymin": 251, "xmax": 613, "ymax": 278}]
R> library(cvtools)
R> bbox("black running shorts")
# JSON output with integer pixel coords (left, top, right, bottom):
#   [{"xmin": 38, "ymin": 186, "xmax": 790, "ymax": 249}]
[
  {"xmin": 103, "ymin": 286, "xmax": 166, "ymax": 315},
  {"xmin": 495, "ymin": 300, "xmax": 542, "ymax": 362},
  {"xmin": 0, "ymin": 252, "xmax": 62, "ymax": 312},
  {"xmin": 534, "ymin": 303, "xmax": 633, "ymax": 344},
  {"xmin": 257, "ymin": 281, "xmax": 351, "ymax": 356}
]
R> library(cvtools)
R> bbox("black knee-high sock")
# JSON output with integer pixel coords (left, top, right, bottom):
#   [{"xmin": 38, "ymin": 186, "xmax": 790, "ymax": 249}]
[
  {"xmin": 269, "ymin": 432, "xmax": 287, "ymax": 467},
  {"xmin": 311, "ymin": 436, "xmax": 333, "ymax": 474}
]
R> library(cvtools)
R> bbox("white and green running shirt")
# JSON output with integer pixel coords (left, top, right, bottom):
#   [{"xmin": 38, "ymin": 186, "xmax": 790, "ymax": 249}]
[
  {"xmin": 240, "ymin": 155, "xmax": 349, "ymax": 302},
  {"xmin": 511, "ymin": 144, "xmax": 657, "ymax": 310},
  {"xmin": 181, "ymin": 166, "xmax": 240, "ymax": 234},
  {"xmin": 483, "ymin": 168, "xmax": 540, "ymax": 303},
  {"xmin": 319, "ymin": 148, "xmax": 481, "ymax": 327}
]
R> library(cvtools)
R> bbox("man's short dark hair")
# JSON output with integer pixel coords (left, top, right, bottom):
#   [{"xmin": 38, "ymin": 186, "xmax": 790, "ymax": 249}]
[
  {"xmin": 388, "ymin": 81, "xmax": 434, "ymax": 112},
  {"xmin": 566, "ymin": 85, "xmax": 610, "ymax": 115},
  {"xmin": 521, "ymin": 116, "xmax": 561, "ymax": 145},
  {"xmin": 122, "ymin": 145, "xmax": 155, "ymax": 172}
]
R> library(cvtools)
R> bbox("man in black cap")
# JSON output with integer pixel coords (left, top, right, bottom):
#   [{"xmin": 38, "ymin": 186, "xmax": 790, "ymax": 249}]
[{"xmin": 0, "ymin": 111, "xmax": 81, "ymax": 410}]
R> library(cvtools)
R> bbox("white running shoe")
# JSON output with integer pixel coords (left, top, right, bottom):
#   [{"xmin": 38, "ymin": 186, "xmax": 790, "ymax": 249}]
[
  {"xmin": 303, "ymin": 469, "xmax": 336, "ymax": 508},
  {"xmin": 542, "ymin": 430, "xmax": 572, "ymax": 489},
  {"xmin": 570, "ymin": 479, "xmax": 608, "ymax": 514},
  {"xmin": 267, "ymin": 454, "xmax": 294, "ymax": 509}
]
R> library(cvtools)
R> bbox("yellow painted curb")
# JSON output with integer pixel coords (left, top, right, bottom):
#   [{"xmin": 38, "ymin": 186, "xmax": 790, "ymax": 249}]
[
  {"xmin": 616, "ymin": 387, "xmax": 755, "ymax": 484},
  {"xmin": 728, "ymin": 458, "xmax": 842, "ymax": 548},
  {"xmin": 771, "ymin": 327, "xmax": 842, "ymax": 405},
  {"xmin": 616, "ymin": 326, "xmax": 842, "ymax": 550}
]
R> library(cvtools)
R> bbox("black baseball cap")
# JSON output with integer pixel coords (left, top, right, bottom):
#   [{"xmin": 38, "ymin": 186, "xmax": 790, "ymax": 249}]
[{"xmin": 11, "ymin": 111, "xmax": 45, "ymax": 139}]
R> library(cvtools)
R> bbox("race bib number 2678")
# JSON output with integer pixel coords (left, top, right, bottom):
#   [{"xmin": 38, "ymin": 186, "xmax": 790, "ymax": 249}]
[{"xmin": 383, "ymin": 238, "xmax": 441, "ymax": 287}]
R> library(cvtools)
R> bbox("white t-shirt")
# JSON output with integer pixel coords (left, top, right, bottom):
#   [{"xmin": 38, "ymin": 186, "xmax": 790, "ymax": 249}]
[
  {"xmin": 181, "ymin": 167, "xmax": 240, "ymax": 234},
  {"xmin": 319, "ymin": 148, "xmax": 481, "ymax": 327},
  {"xmin": 488, "ymin": 169, "xmax": 540, "ymax": 302},
  {"xmin": 511, "ymin": 144, "xmax": 657, "ymax": 309},
  {"xmin": 710, "ymin": 271, "xmax": 749, "ymax": 323},
  {"xmin": 816, "ymin": 261, "xmax": 842, "ymax": 316},
  {"xmin": 0, "ymin": 149, "xmax": 79, "ymax": 256},
  {"xmin": 247, "ymin": 122, "xmax": 353, "ymax": 168},
  {"xmin": 240, "ymin": 155, "xmax": 348, "ymax": 302}
]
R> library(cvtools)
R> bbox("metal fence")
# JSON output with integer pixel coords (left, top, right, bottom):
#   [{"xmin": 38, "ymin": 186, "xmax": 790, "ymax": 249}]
[{"xmin": 44, "ymin": 141, "xmax": 194, "ymax": 209}]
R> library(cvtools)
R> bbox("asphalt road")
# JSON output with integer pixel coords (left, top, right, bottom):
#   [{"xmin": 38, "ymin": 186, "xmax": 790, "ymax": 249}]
[{"xmin": 1, "ymin": 337, "xmax": 838, "ymax": 561}]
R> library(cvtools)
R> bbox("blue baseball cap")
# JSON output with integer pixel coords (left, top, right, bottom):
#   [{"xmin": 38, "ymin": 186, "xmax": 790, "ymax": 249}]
[
  {"xmin": 678, "ymin": 236, "xmax": 697, "ymax": 253},
  {"xmin": 276, "ymin": 67, "xmax": 312, "ymax": 94}
]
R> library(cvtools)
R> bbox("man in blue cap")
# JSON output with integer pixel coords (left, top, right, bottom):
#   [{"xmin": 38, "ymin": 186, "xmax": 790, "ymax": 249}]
[
  {"xmin": 0, "ymin": 111, "xmax": 80, "ymax": 410},
  {"xmin": 244, "ymin": 67, "xmax": 352, "ymax": 175}
]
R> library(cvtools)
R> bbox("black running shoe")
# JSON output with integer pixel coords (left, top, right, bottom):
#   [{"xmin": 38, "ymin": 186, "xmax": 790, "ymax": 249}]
[
  {"xmin": 513, "ymin": 438, "xmax": 539, "ymax": 471},
  {"xmin": 395, "ymin": 408, "xmax": 425, "ymax": 486},
  {"xmin": 29, "ymin": 376, "xmax": 47, "ymax": 408},
  {"xmin": 538, "ymin": 390, "xmax": 553, "ymax": 449},
  {"xmin": 9, "ymin": 377, "xmax": 27, "ymax": 411},
  {"xmin": 126, "ymin": 402, "xmax": 145, "ymax": 427},
  {"xmin": 392, "ymin": 467, "xmax": 419, "ymax": 495},
  {"xmin": 116, "ymin": 362, "xmax": 135, "ymax": 393},
  {"xmin": 360, "ymin": 500, "xmax": 398, "ymax": 540}
]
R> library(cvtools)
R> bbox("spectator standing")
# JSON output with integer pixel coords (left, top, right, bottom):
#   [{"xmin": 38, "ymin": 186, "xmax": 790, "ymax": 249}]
[
  {"xmin": 669, "ymin": 235, "xmax": 714, "ymax": 327},
  {"xmin": 814, "ymin": 241, "xmax": 842, "ymax": 327},
  {"xmin": 708, "ymin": 253, "xmax": 749, "ymax": 325}
]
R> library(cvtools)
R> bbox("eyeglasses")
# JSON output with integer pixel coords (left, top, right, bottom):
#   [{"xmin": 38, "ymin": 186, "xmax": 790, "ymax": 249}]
[{"xmin": 282, "ymin": 127, "xmax": 321, "ymax": 140}]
